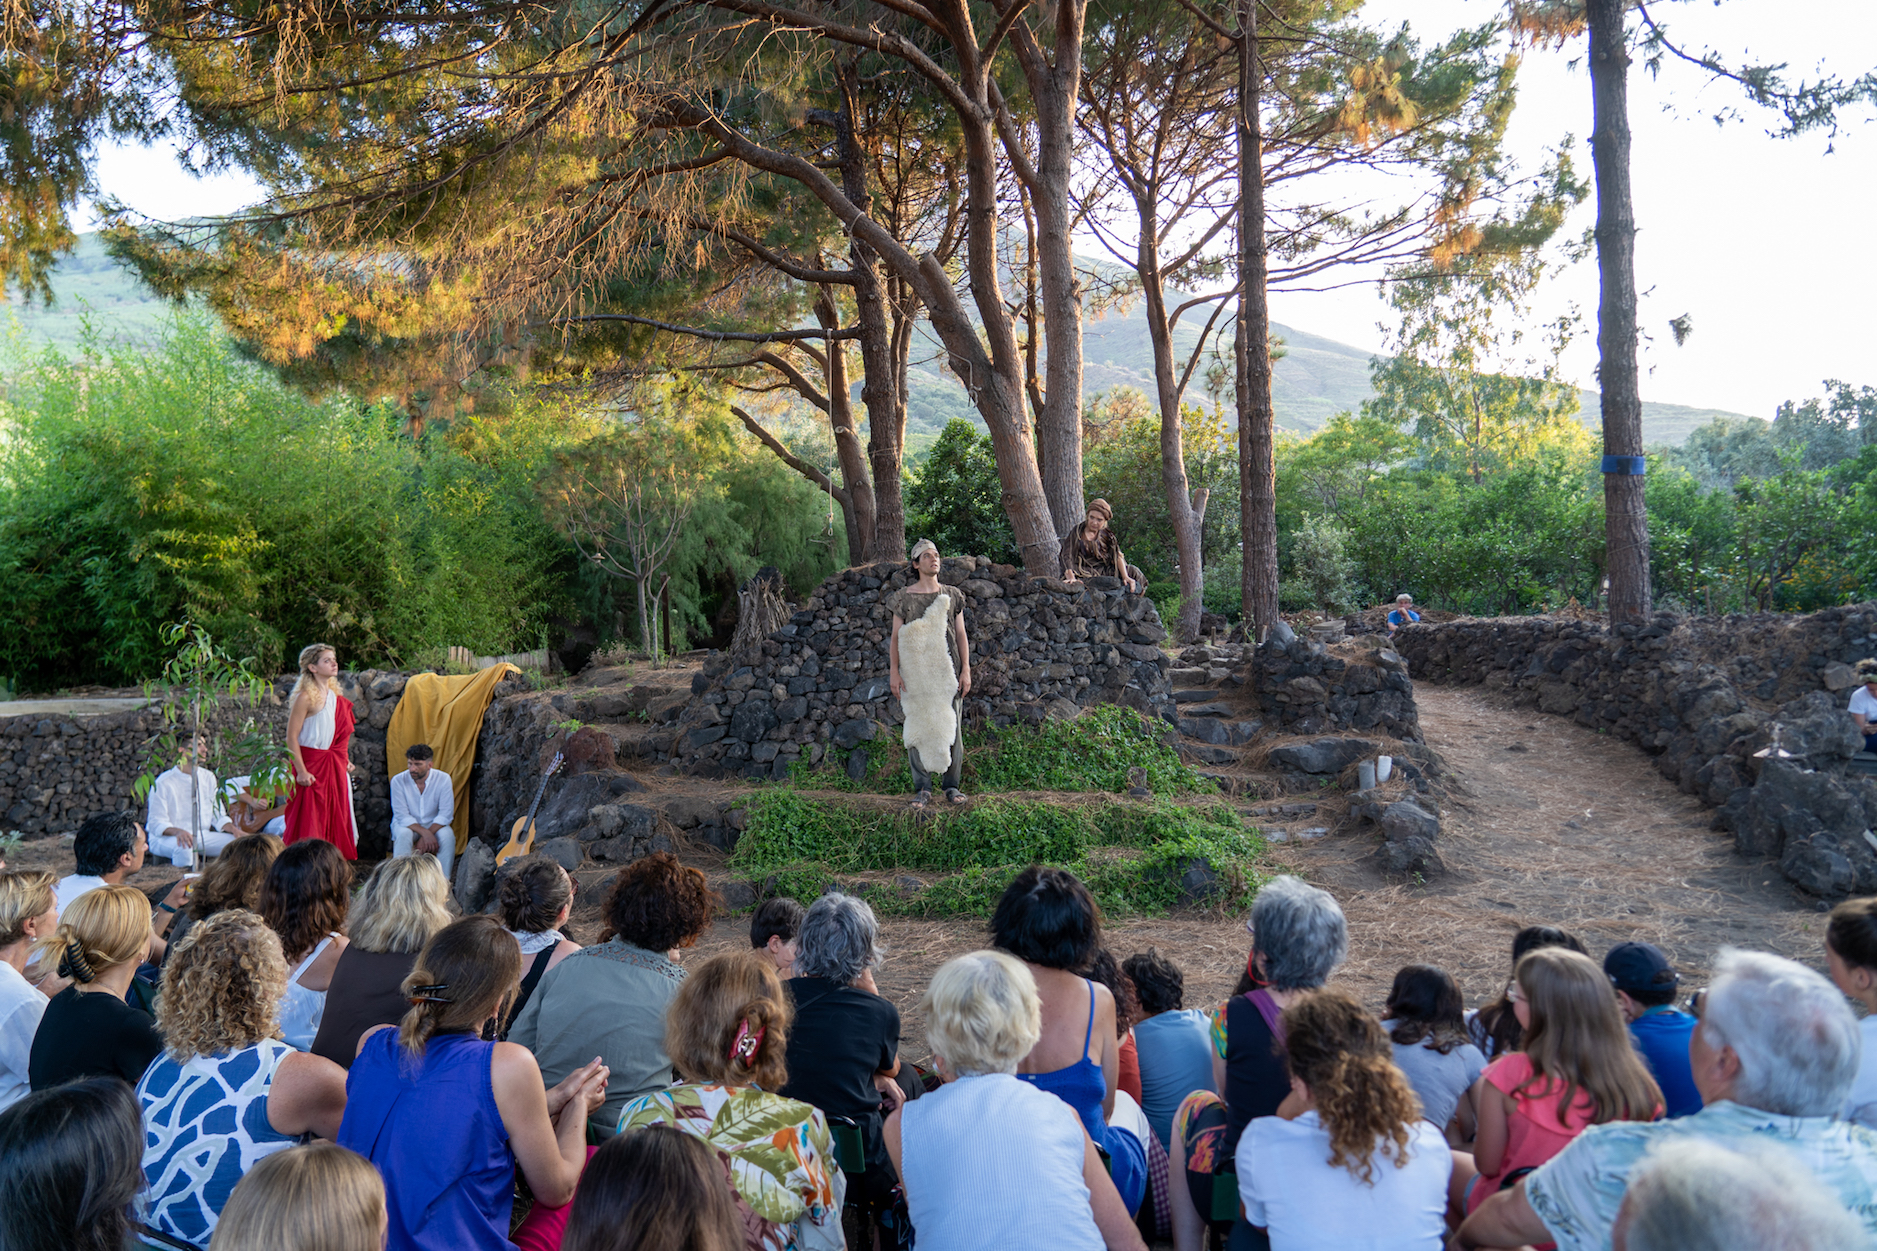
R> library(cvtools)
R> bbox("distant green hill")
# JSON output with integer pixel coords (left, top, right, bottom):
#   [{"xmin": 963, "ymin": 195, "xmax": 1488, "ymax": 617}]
[{"xmin": 8, "ymin": 233, "xmax": 1752, "ymax": 445}]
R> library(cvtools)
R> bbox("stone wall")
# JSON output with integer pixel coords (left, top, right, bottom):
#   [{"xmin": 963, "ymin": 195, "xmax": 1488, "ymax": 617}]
[
  {"xmin": 671, "ymin": 558, "xmax": 1177, "ymax": 780},
  {"xmin": 1247, "ymin": 630, "xmax": 1422, "ymax": 742},
  {"xmin": 1391, "ymin": 604, "xmax": 1877, "ymax": 894}
]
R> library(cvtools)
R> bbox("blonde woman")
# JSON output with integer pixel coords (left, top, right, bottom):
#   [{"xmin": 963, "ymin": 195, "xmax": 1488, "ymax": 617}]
[
  {"xmin": 284, "ymin": 642, "xmax": 358, "ymax": 858},
  {"xmin": 26, "ymin": 884, "xmax": 162, "ymax": 1090},
  {"xmin": 209, "ymin": 1140, "xmax": 387, "ymax": 1251},
  {"xmin": 312, "ymin": 853, "xmax": 454, "ymax": 1067},
  {"xmin": 139, "ymin": 910, "xmax": 350, "ymax": 1247},
  {"xmin": 0, "ymin": 870, "xmax": 56, "ymax": 1112}
]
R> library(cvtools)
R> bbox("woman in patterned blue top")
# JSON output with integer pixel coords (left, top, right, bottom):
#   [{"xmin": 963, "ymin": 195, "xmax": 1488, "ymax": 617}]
[{"xmin": 137, "ymin": 909, "xmax": 349, "ymax": 1248}]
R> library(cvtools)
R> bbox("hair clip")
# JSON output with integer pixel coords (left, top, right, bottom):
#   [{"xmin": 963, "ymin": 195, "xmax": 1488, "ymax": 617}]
[
  {"xmin": 408, "ymin": 983, "xmax": 453, "ymax": 1004},
  {"xmin": 728, "ymin": 1019, "xmax": 765, "ymax": 1065},
  {"xmin": 58, "ymin": 939, "xmax": 96, "ymax": 985}
]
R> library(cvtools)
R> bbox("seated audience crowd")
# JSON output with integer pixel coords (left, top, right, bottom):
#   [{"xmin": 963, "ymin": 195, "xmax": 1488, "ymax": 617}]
[{"xmin": 9, "ymin": 809, "xmax": 1877, "ymax": 1251}]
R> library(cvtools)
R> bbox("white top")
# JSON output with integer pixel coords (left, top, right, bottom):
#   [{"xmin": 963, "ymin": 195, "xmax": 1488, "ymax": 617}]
[
  {"xmin": 1844, "ymin": 1016, "xmax": 1877, "ymax": 1129},
  {"xmin": 1238, "ymin": 1112, "xmax": 1452, "ymax": 1251},
  {"xmin": 297, "ymin": 691, "xmax": 337, "ymax": 749},
  {"xmin": 277, "ymin": 934, "xmax": 337, "ymax": 1052},
  {"xmin": 54, "ymin": 874, "xmax": 108, "ymax": 914},
  {"xmin": 224, "ymin": 775, "xmax": 286, "ymax": 836},
  {"xmin": 389, "ymin": 768, "xmax": 455, "ymax": 836},
  {"xmin": 900, "ymin": 1071, "xmax": 1103, "ymax": 1251},
  {"xmin": 1852, "ymin": 687, "xmax": 1877, "ymax": 721},
  {"xmin": 146, "ymin": 765, "xmax": 233, "ymax": 850},
  {"xmin": 0, "ymin": 962, "xmax": 48, "ymax": 1113}
]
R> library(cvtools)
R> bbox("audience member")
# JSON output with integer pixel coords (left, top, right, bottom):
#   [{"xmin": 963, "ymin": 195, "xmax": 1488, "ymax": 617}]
[
  {"xmin": 779, "ymin": 892, "xmax": 904, "ymax": 1212},
  {"xmin": 751, "ymin": 896, "xmax": 806, "ymax": 978},
  {"xmin": 0, "ymin": 1075, "xmax": 145, "ymax": 1251},
  {"xmin": 0, "ymin": 870, "xmax": 55, "ymax": 1112},
  {"xmin": 496, "ymin": 856, "xmax": 582, "ymax": 1038},
  {"xmin": 1451, "ymin": 947, "xmax": 1662, "ymax": 1220},
  {"xmin": 208, "ymin": 1140, "xmax": 388, "ymax": 1251},
  {"xmin": 561, "ymin": 1126, "xmax": 743, "ymax": 1251},
  {"xmin": 1380, "ymin": 964, "xmax": 1485, "ymax": 1140},
  {"xmin": 312, "ymin": 853, "xmax": 452, "ymax": 1067},
  {"xmin": 389, "ymin": 744, "xmax": 456, "ymax": 881},
  {"xmin": 28, "ymin": 884, "xmax": 163, "ymax": 1090},
  {"xmin": 171, "ymin": 832, "xmax": 282, "ymax": 953},
  {"xmin": 145, "ymin": 736, "xmax": 242, "ymax": 865},
  {"xmin": 339, "ymin": 914, "xmax": 607, "ymax": 1251},
  {"xmin": 1238, "ymin": 989, "xmax": 1451, "ymax": 1249},
  {"xmin": 993, "ymin": 867, "xmax": 1148, "ymax": 1216},
  {"xmin": 1460, "ymin": 948, "xmax": 1877, "ymax": 1250},
  {"xmin": 885, "ymin": 949, "xmax": 1146, "ymax": 1251},
  {"xmin": 619, "ymin": 949, "xmax": 844, "ymax": 1251},
  {"xmin": 223, "ymin": 774, "xmax": 288, "ymax": 837},
  {"xmin": 139, "ymin": 910, "xmax": 350, "ymax": 1247},
  {"xmin": 1123, "ymin": 948, "xmax": 1217, "ymax": 1151},
  {"xmin": 509, "ymin": 851, "xmax": 713, "ymax": 1136},
  {"xmin": 1171, "ymin": 875, "xmax": 1346, "ymax": 1251},
  {"xmin": 1825, "ymin": 895, "xmax": 1877, "ymax": 1128},
  {"xmin": 1385, "ymin": 593, "xmax": 1421, "ymax": 636},
  {"xmin": 1467, "ymin": 925, "xmax": 1588, "ymax": 1057},
  {"xmin": 1604, "ymin": 942, "xmax": 1702, "ymax": 1118},
  {"xmin": 260, "ymin": 838, "xmax": 353, "ymax": 1051},
  {"xmin": 1611, "ymin": 1136, "xmax": 1865, "ymax": 1251},
  {"xmin": 1084, "ymin": 947, "xmax": 1144, "ymax": 1105},
  {"xmin": 57, "ymin": 809, "xmax": 150, "ymax": 913}
]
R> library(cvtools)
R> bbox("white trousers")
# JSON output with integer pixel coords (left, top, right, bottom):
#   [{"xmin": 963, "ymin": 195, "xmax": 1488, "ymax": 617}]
[
  {"xmin": 151, "ymin": 827, "xmax": 239, "ymax": 867},
  {"xmin": 393, "ymin": 825, "xmax": 455, "ymax": 881}
]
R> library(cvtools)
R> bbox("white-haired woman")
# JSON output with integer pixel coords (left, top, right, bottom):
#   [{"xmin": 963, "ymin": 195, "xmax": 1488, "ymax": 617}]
[
  {"xmin": 311, "ymin": 853, "xmax": 454, "ymax": 1067},
  {"xmin": 887, "ymin": 539, "xmax": 971, "ymax": 806},
  {"xmin": 885, "ymin": 950, "xmax": 1145, "ymax": 1251},
  {"xmin": 780, "ymin": 892, "xmax": 905, "ymax": 1211},
  {"xmin": 284, "ymin": 642, "xmax": 357, "ymax": 859}
]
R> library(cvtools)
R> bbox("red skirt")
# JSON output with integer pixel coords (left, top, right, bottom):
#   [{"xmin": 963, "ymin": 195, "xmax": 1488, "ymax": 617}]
[{"xmin": 284, "ymin": 698, "xmax": 359, "ymax": 860}]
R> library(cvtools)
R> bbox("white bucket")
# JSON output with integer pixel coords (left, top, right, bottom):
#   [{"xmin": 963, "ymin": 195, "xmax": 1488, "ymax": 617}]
[{"xmin": 1376, "ymin": 755, "xmax": 1393, "ymax": 782}]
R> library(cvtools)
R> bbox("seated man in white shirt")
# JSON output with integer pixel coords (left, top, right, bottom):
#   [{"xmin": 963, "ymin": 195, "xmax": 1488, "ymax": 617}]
[
  {"xmin": 144, "ymin": 737, "xmax": 241, "ymax": 866},
  {"xmin": 56, "ymin": 809, "xmax": 150, "ymax": 913},
  {"xmin": 389, "ymin": 744, "xmax": 455, "ymax": 880}
]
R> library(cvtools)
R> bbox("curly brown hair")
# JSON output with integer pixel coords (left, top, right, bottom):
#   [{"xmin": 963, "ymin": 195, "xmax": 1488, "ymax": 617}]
[
  {"xmin": 157, "ymin": 909, "xmax": 288, "ymax": 1061},
  {"xmin": 598, "ymin": 852, "xmax": 716, "ymax": 951},
  {"xmin": 1281, "ymin": 988, "xmax": 1421, "ymax": 1185},
  {"xmin": 666, "ymin": 950, "xmax": 791, "ymax": 1091},
  {"xmin": 188, "ymin": 834, "xmax": 283, "ymax": 922},
  {"xmin": 260, "ymin": 839, "xmax": 353, "ymax": 961}
]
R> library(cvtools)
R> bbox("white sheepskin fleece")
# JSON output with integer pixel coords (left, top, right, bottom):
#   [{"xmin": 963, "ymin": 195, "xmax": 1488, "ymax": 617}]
[{"xmin": 898, "ymin": 594, "xmax": 959, "ymax": 774}]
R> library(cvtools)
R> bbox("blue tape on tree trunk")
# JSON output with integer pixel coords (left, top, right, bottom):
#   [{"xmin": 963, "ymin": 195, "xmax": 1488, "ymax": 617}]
[{"xmin": 1601, "ymin": 455, "xmax": 1646, "ymax": 475}]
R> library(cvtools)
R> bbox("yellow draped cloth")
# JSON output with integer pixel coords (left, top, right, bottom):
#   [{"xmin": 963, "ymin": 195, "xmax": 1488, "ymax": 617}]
[{"xmin": 385, "ymin": 664, "xmax": 520, "ymax": 854}]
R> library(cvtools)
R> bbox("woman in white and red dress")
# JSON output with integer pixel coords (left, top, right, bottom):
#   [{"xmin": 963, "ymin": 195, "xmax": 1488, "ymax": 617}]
[{"xmin": 284, "ymin": 643, "xmax": 358, "ymax": 860}]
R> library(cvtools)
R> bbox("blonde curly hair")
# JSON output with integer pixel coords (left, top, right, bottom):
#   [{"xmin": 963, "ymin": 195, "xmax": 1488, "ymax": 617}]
[{"xmin": 157, "ymin": 908, "xmax": 288, "ymax": 1062}]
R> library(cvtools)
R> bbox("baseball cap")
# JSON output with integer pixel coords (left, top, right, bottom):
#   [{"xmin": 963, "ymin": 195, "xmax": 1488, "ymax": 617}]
[{"xmin": 1604, "ymin": 942, "xmax": 1679, "ymax": 995}]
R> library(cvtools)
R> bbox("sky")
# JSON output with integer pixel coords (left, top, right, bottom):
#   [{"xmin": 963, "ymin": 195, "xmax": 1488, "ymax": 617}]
[{"xmin": 76, "ymin": 0, "xmax": 1876, "ymax": 421}]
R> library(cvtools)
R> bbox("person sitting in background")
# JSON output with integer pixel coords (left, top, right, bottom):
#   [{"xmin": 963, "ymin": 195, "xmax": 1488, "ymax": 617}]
[
  {"xmin": 28, "ymin": 884, "xmax": 163, "ymax": 1091},
  {"xmin": 57, "ymin": 809, "xmax": 150, "ymax": 913},
  {"xmin": 0, "ymin": 871, "xmax": 55, "ymax": 1114},
  {"xmin": 1379, "ymin": 964, "xmax": 1485, "ymax": 1142},
  {"xmin": 1385, "ymin": 593, "xmax": 1421, "ymax": 636},
  {"xmin": 1604, "ymin": 942, "xmax": 1702, "ymax": 1119},
  {"xmin": 1826, "ymin": 896, "xmax": 1877, "ymax": 1128},
  {"xmin": 208, "ymin": 1140, "xmax": 387, "ymax": 1251},
  {"xmin": 312, "ymin": 854, "xmax": 453, "ymax": 1067},
  {"xmin": 496, "ymin": 857, "xmax": 582, "ymax": 1038},
  {"xmin": 0, "ymin": 1076, "xmax": 145, "ymax": 1251},
  {"xmin": 171, "ymin": 831, "xmax": 281, "ymax": 954},
  {"xmin": 1612, "ymin": 1137, "xmax": 1866, "ymax": 1251},
  {"xmin": 885, "ymin": 949, "xmax": 1146, "ymax": 1251},
  {"xmin": 1059, "ymin": 498, "xmax": 1145, "ymax": 594},
  {"xmin": 1238, "ymin": 989, "xmax": 1451, "ymax": 1249},
  {"xmin": 561, "ymin": 1125, "xmax": 743, "ymax": 1251},
  {"xmin": 340, "ymin": 915, "xmax": 608, "ymax": 1251},
  {"xmin": 1450, "ymin": 948, "xmax": 1663, "ymax": 1222},
  {"xmin": 145, "ymin": 736, "xmax": 242, "ymax": 865},
  {"xmin": 751, "ymin": 896, "xmax": 805, "ymax": 978},
  {"xmin": 509, "ymin": 850, "xmax": 713, "ymax": 1137},
  {"xmin": 389, "ymin": 744, "xmax": 456, "ymax": 882},
  {"xmin": 1848, "ymin": 659, "xmax": 1877, "ymax": 754},
  {"xmin": 1123, "ymin": 948, "xmax": 1217, "ymax": 1152},
  {"xmin": 139, "ymin": 910, "xmax": 350, "ymax": 1248},
  {"xmin": 1171, "ymin": 875, "xmax": 1347, "ymax": 1251},
  {"xmin": 1458, "ymin": 948, "xmax": 1877, "ymax": 1250},
  {"xmin": 620, "ymin": 949, "xmax": 843, "ymax": 1251},
  {"xmin": 779, "ymin": 892, "xmax": 904, "ymax": 1218},
  {"xmin": 1467, "ymin": 925, "xmax": 1588, "ymax": 1058},
  {"xmin": 224, "ymin": 775, "xmax": 288, "ymax": 837},
  {"xmin": 1083, "ymin": 948, "xmax": 1143, "ymax": 1107},
  {"xmin": 260, "ymin": 838, "xmax": 354, "ymax": 1052}
]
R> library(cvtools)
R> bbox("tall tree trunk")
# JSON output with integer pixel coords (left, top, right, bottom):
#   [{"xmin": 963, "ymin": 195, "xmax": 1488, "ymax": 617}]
[
  {"xmin": 815, "ymin": 288, "xmax": 878, "ymax": 562},
  {"xmin": 1237, "ymin": 0, "xmax": 1279, "ymax": 641},
  {"xmin": 1140, "ymin": 226, "xmax": 1208, "ymax": 645},
  {"xmin": 1589, "ymin": 0, "xmax": 1651, "ymax": 623}
]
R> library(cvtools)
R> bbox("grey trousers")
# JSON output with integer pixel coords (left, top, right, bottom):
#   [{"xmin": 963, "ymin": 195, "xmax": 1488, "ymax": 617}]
[{"xmin": 908, "ymin": 693, "xmax": 964, "ymax": 793}]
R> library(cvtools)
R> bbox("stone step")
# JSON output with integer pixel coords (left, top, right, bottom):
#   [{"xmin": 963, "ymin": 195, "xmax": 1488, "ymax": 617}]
[{"xmin": 1181, "ymin": 742, "xmax": 1238, "ymax": 766}]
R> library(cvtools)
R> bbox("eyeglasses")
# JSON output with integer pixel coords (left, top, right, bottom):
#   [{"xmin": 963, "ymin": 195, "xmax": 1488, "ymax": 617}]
[
  {"xmin": 1688, "ymin": 988, "xmax": 1707, "ymax": 1019},
  {"xmin": 1506, "ymin": 984, "xmax": 1527, "ymax": 1004}
]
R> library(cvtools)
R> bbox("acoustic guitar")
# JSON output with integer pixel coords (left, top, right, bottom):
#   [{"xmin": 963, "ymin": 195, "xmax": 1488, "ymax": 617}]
[{"xmin": 497, "ymin": 751, "xmax": 565, "ymax": 866}]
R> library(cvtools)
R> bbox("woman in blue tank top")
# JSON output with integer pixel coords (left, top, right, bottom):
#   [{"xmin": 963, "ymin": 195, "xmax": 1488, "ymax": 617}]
[
  {"xmin": 992, "ymin": 867, "xmax": 1148, "ymax": 1215},
  {"xmin": 339, "ymin": 915, "xmax": 609, "ymax": 1251}
]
